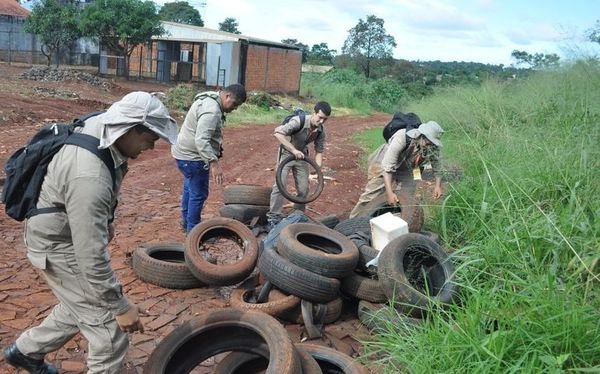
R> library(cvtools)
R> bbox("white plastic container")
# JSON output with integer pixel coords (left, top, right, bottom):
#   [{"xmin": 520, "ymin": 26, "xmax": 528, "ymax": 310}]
[{"xmin": 369, "ymin": 212, "xmax": 409, "ymax": 252}]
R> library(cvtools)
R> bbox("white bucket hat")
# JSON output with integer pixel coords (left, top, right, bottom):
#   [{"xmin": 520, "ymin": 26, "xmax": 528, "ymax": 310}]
[
  {"xmin": 406, "ymin": 121, "xmax": 444, "ymax": 147},
  {"xmin": 97, "ymin": 92, "xmax": 178, "ymax": 148}
]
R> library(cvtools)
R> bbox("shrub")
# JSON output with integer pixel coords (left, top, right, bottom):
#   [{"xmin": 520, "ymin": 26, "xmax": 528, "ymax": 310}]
[
  {"xmin": 165, "ymin": 84, "xmax": 196, "ymax": 111},
  {"xmin": 367, "ymin": 79, "xmax": 407, "ymax": 112},
  {"xmin": 246, "ymin": 91, "xmax": 274, "ymax": 109}
]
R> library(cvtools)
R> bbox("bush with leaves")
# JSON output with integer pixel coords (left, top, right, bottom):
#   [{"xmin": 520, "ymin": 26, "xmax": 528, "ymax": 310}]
[
  {"xmin": 322, "ymin": 68, "xmax": 366, "ymax": 85},
  {"xmin": 246, "ymin": 91, "xmax": 274, "ymax": 109},
  {"xmin": 368, "ymin": 79, "xmax": 406, "ymax": 112},
  {"xmin": 165, "ymin": 84, "xmax": 196, "ymax": 112}
]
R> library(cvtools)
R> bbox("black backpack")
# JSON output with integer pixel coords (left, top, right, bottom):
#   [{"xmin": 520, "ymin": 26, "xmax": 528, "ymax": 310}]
[
  {"xmin": 382, "ymin": 112, "xmax": 422, "ymax": 143},
  {"xmin": 1, "ymin": 111, "xmax": 115, "ymax": 221},
  {"xmin": 280, "ymin": 108, "xmax": 307, "ymax": 135}
]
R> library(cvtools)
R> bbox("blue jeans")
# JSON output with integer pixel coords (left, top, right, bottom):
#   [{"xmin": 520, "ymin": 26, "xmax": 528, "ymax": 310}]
[{"xmin": 176, "ymin": 159, "xmax": 209, "ymax": 232}]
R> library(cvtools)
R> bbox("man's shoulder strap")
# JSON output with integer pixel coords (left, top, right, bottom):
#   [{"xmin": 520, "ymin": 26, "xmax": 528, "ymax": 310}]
[{"xmin": 64, "ymin": 134, "xmax": 116, "ymax": 188}]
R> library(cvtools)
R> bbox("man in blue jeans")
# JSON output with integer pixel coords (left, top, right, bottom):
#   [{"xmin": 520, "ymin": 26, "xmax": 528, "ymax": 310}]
[{"xmin": 171, "ymin": 84, "xmax": 247, "ymax": 232}]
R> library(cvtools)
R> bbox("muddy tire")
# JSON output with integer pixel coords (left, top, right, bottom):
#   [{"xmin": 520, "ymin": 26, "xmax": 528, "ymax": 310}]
[
  {"xmin": 352, "ymin": 193, "xmax": 424, "ymax": 232},
  {"xmin": 185, "ymin": 218, "xmax": 259, "ymax": 286},
  {"xmin": 277, "ymin": 223, "xmax": 359, "ymax": 279},
  {"xmin": 377, "ymin": 233, "xmax": 458, "ymax": 317},
  {"xmin": 258, "ymin": 246, "xmax": 340, "ymax": 303},
  {"xmin": 318, "ymin": 214, "xmax": 340, "ymax": 229},
  {"xmin": 229, "ymin": 284, "xmax": 301, "ymax": 317},
  {"xmin": 219, "ymin": 204, "xmax": 269, "ymax": 225},
  {"xmin": 132, "ymin": 242, "xmax": 205, "ymax": 289},
  {"xmin": 143, "ymin": 308, "xmax": 301, "ymax": 374},
  {"xmin": 333, "ymin": 216, "xmax": 372, "ymax": 237},
  {"xmin": 357, "ymin": 300, "xmax": 422, "ymax": 333},
  {"xmin": 223, "ymin": 184, "xmax": 272, "ymax": 206},
  {"xmin": 341, "ymin": 272, "xmax": 387, "ymax": 303},
  {"xmin": 275, "ymin": 155, "xmax": 324, "ymax": 204},
  {"xmin": 279, "ymin": 297, "xmax": 343, "ymax": 325},
  {"xmin": 356, "ymin": 244, "xmax": 379, "ymax": 271},
  {"xmin": 295, "ymin": 343, "xmax": 370, "ymax": 374},
  {"xmin": 214, "ymin": 346, "xmax": 322, "ymax": 374}
]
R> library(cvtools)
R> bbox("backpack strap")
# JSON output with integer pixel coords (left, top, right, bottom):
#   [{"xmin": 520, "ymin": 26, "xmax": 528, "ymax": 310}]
[
  {"xmin": 27, "ymin": 133, "xmax": 116, "ymax": 218},
  {"xmin": 290, "ymin": 112, "xmax": 306, "ymax": 136}
]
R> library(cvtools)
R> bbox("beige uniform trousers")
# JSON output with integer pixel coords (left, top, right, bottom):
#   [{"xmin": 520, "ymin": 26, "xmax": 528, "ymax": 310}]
[{"xmin": 16, "ymin": 249, "xmax": 128, "ymax": 374}]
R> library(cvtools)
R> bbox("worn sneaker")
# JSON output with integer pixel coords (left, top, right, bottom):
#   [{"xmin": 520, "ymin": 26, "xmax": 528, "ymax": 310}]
[{"xmin": 3, "ymin": 343, "xmax": 58, "ymax": 374}]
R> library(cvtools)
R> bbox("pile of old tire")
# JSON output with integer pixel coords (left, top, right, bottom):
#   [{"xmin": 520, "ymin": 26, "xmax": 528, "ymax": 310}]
[
  {"xmin": 132, "ymin": 242, "xmax": 205, "ymax": 289},
  {"xmin": 184, "ymin": 217, "xmax": 259, "ymax": 287},
  {"xmin": 219, "ymin": 184, "xmax": 272, "ymax": 225},
  {"xmin": 258, "ymin": 223, "xmax": 359, "ymax": 305}
]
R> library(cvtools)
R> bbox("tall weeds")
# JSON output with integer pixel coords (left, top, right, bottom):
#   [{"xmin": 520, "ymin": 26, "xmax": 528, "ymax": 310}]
[{"xmin": 359, "ymin": 60, "xmax": 600, "ymax": 372}]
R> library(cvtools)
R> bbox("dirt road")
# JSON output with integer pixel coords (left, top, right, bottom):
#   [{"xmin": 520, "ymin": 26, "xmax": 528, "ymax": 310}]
[{"xmin": 0, "ymin": 64, "xmax": 397, "ymax": 373}]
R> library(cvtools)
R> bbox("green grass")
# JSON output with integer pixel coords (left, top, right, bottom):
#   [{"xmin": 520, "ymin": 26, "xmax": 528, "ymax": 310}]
[{"xmin": 355, "ymin": 60, "xmax": 600, "ymax": 372}]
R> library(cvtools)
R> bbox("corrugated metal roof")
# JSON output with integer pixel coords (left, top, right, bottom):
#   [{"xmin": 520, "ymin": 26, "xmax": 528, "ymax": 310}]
[
  {"xmin": 0, "ymin": 0, "xmax": 29, "ymax": 17},
  {"xmin": 155, "ymin": 21, "xmax": 300, "ymax": 50}
]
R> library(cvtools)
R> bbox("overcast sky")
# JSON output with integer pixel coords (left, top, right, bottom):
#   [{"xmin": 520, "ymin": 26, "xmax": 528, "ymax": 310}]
[{"xmin": 156, "ymin": 0, "xmax": 600, "ymax": 66}]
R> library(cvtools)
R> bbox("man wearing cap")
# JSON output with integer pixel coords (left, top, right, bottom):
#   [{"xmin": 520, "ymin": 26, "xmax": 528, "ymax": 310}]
[
  {"xmin": 350, "ymin": 121, "xmax": 444, "ymax": 218},
  {"xmin": 172, "ymin": 84, "xmax": 247, "ymax": 233},
  {"xmin": 3, "ymin": 92, "xmax": 178, "ymax": 373}
]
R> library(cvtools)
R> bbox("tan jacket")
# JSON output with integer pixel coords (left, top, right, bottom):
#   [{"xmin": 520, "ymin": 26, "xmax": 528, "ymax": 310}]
[
  {"xmin": 24, "ymin": 115, "xmax": 130, "ymax": 316},
  {"xmin": 171, "ymin": 92, "xmax": 224, "ymax": 164}
]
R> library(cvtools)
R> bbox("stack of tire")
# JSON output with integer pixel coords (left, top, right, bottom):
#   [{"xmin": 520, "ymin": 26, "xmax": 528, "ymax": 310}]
[
  {"xmin": 143, "ymin": 308, "xmax": 369, "ymax": 373},
  {"xmin": 253, "ymin": 223, "xmax": 359, "ymax": 326},
  {"xmin": 219, "ymin": 184, "xmax": 272, "ymax": 225}
]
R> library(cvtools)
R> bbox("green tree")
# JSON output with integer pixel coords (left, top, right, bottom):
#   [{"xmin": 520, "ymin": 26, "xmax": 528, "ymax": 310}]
[
  {"xmin": 511, "ymin": 50, "xmax": 560, "ymax": 69},
  {"xmin": 586, "ymin": 20, "xmax": 600, "ymax": 44},
  {"xmin": 24, "ymin": 0, "xmax": 80, "ymax": 67},
  {"xmin": 281, "ymin": 38, "xmax": 309, "ymax": 62},
  {"xmin": 307, "ymin": 43, "xmax": 336, "ymax": 65},
  {"xmin": 159, "ymin": 1, "xmax": 203, "ymax": 26},
  {"xmin": 80, "ymin": 0, "xmax": 164, "ymax": 79},
  {"xmin": 342, "ymin": 15, "xmax": 396, "ymax": 79},
  {"xmin": 219, "ymin": 17, "xmax": 241, "ymax": 34}
]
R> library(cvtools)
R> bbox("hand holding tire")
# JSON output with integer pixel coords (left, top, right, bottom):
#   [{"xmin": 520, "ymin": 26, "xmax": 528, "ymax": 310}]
[{"xmin": 276, "ymin": 155, "xmax": 324, "ymax": 204}]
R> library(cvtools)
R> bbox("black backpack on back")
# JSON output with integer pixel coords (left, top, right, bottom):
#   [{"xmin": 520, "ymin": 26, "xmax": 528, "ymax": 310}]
[
  {"xmin": 1, "ymin": 111, "xmax": 115, "ymax": 221},
  {"xmin": 382, "ymin": 112, "xmax": 422, "ymax": 143},
  {"xmin": 280, "ymin": 108, "xmax": 307, "ymax": 136}
]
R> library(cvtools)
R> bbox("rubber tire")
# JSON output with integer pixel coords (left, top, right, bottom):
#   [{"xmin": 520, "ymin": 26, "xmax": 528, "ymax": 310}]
[
  {"xmin": 356, "ymin": 244, "xmax": 379, "ymax": 272},
  {"xmin": 333, "ymin": 216, "xmax": 372, "ymax": 237},
  {"xmin": 357, "ymin": 300, "xmax": 422, "ymax": 334},
  {"xmin": 185, "ymin": 217, "xmax": 259, "ymax": 286},
  {"xmin": 214, "ymin": 346, "xmax": 322, "ymax": 374},
  {"xmin": 340, "ymin": 272, "xmax": 387, "ymax": 303},
  {"xmin": 377, "ymin": 233, "xmax": 457, "ymax": 317},
  {"xmin": 132, "ymin": 242, "xmax": 205, "ymax": 289},
  {"xmin": 318, "ymin": 214, "xmax": 340, "ymax": 229},
  {"xmin": 258, "ymin": 246, "xmax": 340, "ymax": 304},
  {"xmin": 295, "ymin": 343, "xmax": 370, "ymax": 374},
  {"xmin": 223, "ymin": 184, "xmax": 272, "ymax": 206},
  {"xmin": 352, "ymin": 192, "xmax": 424, "ymax": 232},
  {"xmin": 219, "ymin": 204, "xmax": 269, "ymax": 225},
  {"xmin": 229, "ymin": 284, "xmax": 301, "ymax": 317},
  {"xmin": 276, "ymin": 223, "xmax": 359, "ymax": 279},
  {"xmin": 419, "ymin": 230, "xmax": 441, "ymax": 244},
  {"xmin": 143, "ymin": 308, "xmax": 301, "ymax": 374},
  {"xmin": 275, "ymin": 155, "xmax": 324, "ymax": 204},
  {"xmin": 279, "ymin": 297, "xmax": 343, "ymax": 325}
]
